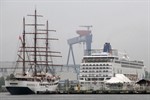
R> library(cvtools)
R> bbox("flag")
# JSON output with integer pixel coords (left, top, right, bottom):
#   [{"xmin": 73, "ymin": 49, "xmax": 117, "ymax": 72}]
[{"xmin": 19, "ymin": 36, "xmax": 22, "ymax": 40}]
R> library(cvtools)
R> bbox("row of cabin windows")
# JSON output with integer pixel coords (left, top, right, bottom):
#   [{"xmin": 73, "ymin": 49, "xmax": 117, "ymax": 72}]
[
  {"xmin": 121, "ymin": 64, "xmax": 142, "ymax": 69},
  {"xmin": 80, "ymin": 77, "xmax": 111, "ymax": 81},
  {"xmin": 40, "ymin": 83, "xmax": 58, "ymax": 86},
  {"xmin": 81, "ymin": 70, "xmax": 109, "ymax": 73},
  {"xmin": 14, "ymin": 78, "xmax": 41, "ymax": 82},
  {"xmin": 80, "ymin": 78, "xmax": 101, "ymax": 81},
  {"xmin": 80, "ymin": 74, "xmax": 109, "ymax": 77},
  {"xmin": 81, "ymin": 67, "xmax": 110, "ymax": 69},
  {"xmin": 115, "ymin": 61, "xmax": 144, "ymax": 66},
  {"xmin": 82, "ymin": 64, "xmax": 110, "ymax": 66},
  {"xmin": 83, "ymin": 59, "xmax": 113, "ymax": 63}
]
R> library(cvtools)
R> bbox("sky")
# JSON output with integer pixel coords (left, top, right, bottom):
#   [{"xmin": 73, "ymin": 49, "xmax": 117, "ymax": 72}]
[{"xmin": 0, "ymin": 0, "xmax": 150, "ymax": 71}]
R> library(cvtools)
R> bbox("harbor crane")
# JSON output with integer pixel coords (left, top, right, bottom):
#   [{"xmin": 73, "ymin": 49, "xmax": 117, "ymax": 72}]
[{"xmin": 66, "ymin": 25, "xmax": 93, "ymax": 73}]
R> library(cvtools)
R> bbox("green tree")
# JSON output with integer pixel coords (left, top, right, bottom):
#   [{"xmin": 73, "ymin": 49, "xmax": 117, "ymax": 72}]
[
  {"xmin": 149, "ymin": 72, "xmax": 150, "ymax": 79},
  {"xmin": 0, "ymin": 76, "xmax": 5, "ymax": 92},
  {"xmin": 6, "ymin": 74, "xmax": 15, "ymax": 80},
  {"xmin": 145, "ymin": 71, "xmax": 149, "ymax": 79}
]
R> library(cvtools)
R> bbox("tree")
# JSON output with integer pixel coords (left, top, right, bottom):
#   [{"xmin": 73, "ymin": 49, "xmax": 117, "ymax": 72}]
[
  {"xmin": 6, "ymin": 74, "xmax": 15, "ymax": 80},
  {"xmin": 145, "ymin": 71, "xmax": 150, "ymax": 79},
  {"xmin": 0, "ymin": 76, "xmax": 5, "ymax": 92}
]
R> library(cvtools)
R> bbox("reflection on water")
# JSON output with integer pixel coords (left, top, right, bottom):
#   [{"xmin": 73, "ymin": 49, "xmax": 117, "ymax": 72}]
[{"xmin": 0, "ymin": 92, "xmax": 150, "ymax": 100}]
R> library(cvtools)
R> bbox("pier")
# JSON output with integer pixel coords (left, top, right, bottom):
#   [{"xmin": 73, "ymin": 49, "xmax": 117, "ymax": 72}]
[
  {"xmin": 57, "ymin": 79, "xmax": 150, "ymax": 94},
  {"xmin": 1, "ymin": 61, "xmax": 150, "ymax": 94}
]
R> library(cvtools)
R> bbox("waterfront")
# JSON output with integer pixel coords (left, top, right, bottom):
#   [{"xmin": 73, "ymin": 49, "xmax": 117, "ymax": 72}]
[{"xmin": 0, "ymin": 93, "xmax": 150, "ymax": 100}]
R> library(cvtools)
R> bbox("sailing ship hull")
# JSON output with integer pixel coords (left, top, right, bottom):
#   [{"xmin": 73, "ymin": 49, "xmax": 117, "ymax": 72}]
[
  {"xmin": 6, "ymin": 87, "xmax": 35, "ymax": 95},
  {"xmin": 5, "ymin": 80, "xmax": 59, "ymax": 95}
]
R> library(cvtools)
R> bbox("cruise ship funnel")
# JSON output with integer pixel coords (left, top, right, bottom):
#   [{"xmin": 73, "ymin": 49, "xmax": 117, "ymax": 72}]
[{"xmin": 103, "ymin": 42, "xmax": 112, "ymax": 53}]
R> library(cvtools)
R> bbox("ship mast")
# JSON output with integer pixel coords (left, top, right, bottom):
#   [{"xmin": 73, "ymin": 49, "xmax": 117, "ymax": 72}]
[
  {"xmin": 26, "ymin": 9, "xmax": 44, "ymax": 76},
  {"xmin": 42, "ymin": 21, "xmax": 57, "ymax": 73},
  {"xmin": 34, "ymin": 10, "xmax": 37, "ymax": 76},
  {"xmin": 45, "ymin": 21, "xmax": 49, "ymax": 73},
  {"xmin": 23, "ymin": 17, "xmax": 26, "ymax": 76},
  {"xmin": 17, "ymin": 9, "xmax": 62, "ymax": 76}
]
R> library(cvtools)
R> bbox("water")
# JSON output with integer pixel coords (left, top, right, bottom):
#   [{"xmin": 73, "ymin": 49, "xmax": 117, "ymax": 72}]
[{"xmin": 0, "ymin": 93, "xmax": 150, "ymax": 100}]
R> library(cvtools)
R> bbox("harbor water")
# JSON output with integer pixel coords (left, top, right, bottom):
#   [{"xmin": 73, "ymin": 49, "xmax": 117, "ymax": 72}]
[{"xmin": 0, "ymin": 93, "xmax": 150, "ymax": 100}]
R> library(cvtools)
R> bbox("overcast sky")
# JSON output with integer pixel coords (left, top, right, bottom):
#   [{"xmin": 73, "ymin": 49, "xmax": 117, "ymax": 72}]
[{"xmin": 0, "ymin": 0, "xmax": 150, "ymax": 71}]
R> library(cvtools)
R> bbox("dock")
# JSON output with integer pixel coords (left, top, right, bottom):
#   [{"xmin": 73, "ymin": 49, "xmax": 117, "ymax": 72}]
[{"xmin": 57, "ymin": 79, "xmax": 150, "ymax": 94}]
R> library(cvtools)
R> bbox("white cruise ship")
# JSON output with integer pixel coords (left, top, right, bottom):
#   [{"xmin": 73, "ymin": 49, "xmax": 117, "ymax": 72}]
[{"xmin": 79, "ymin": 43, "xmax": 146, "ymax": 90}]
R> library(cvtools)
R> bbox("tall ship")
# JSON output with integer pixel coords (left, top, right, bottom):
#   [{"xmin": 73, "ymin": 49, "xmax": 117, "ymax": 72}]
[
  {"xmin": 79, "ymin": 42, "xmax": 146, "ymax": 90},
  {"xmin": 5, "ymin": 10, "xmax": 62, "ymax": 94}
]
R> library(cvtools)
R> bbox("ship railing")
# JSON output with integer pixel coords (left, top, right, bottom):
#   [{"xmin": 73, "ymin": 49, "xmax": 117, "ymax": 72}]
[
  {"xmin": 84, "ymin": 49, "xmax": 102, "ymax": 56},
  {"xmin": 84, "ymin": 49, "xmax": 118, "ymax": 56}
]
